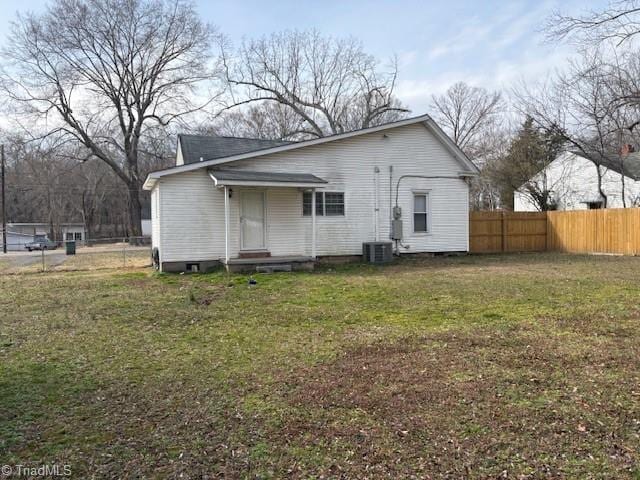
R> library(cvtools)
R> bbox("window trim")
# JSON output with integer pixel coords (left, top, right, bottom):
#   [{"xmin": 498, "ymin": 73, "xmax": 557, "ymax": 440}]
[
  {"xmin": 412, "ymin": 190, "xmax": 431, "ymax": 234},
  {"xmin": 302, "ymin": 191, "xmax": 345, "ymax": 217}
]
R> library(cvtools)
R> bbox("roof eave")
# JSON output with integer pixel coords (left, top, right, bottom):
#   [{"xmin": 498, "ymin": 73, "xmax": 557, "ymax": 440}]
[
  {"xmin": 143, "ymin": 177, "xmax": 157, "ymax": 190},
  {"xmin": 214, "ymin": 180, "xmax": 328, "ymax": 188},
  {"xmin": 208, "ymin": 171, "xmax": 327, "ymax": 188}
]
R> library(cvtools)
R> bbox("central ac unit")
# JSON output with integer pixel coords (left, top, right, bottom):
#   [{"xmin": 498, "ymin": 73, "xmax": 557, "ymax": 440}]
[{"xmin": 362, "ymin": 241, "xmax": 393, "ymax": 264}]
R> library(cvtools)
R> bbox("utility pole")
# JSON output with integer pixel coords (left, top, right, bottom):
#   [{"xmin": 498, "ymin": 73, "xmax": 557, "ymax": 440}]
[{"xmin": 1, "ymin": 144, "xmax": 6, "ymax": 254}]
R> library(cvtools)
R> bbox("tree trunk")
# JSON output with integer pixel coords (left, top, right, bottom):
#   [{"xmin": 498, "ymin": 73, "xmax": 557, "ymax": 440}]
[
  {"xmin": 596, "ymin": 165, "xmax": 608, "ymax": 208},
  {"xmin": 127, "ymin": 184, "xmax": 143, "ymax": 240}
]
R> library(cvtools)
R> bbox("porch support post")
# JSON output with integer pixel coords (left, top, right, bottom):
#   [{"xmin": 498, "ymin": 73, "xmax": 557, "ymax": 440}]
[
  {"xmin": 311, "ymin": 188, "xmax": 317, "ymax": 259},
  {"xmin": 224, "ymin": 186, "xmax": 230, "ymax": 263}
]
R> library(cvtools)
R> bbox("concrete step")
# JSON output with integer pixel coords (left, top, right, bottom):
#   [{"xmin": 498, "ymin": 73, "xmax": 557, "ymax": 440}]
[{"xmin": 256, "ymin": 264, "xmax": 292, "ymax": 273}]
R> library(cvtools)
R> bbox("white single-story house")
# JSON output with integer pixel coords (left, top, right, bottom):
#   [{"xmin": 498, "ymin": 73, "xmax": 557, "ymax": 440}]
[
  {"xmin": 143, "ymin": 114, "xmax": 479, "ymax": 272},
  {"xmin": 514, "ymin": 148, "xmax": 640, "ymax": 211}
]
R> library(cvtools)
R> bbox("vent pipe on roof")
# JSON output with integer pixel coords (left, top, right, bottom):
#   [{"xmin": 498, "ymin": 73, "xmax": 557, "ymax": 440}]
[{"xmin": 199, "ymin": 157, "xmax": 204, "ymax": 162}]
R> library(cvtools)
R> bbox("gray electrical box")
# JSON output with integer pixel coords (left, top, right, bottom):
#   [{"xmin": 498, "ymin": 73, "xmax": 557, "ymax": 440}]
[{"xmin": 391, "ymin": 219, "xmax": 403, "ymax": 240}]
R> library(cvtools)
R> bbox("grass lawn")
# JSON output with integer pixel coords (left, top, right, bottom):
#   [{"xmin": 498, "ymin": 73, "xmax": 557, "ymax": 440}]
[{"xmin": 1, "ymin": 253, "xmax": 639, "ymax": 478}]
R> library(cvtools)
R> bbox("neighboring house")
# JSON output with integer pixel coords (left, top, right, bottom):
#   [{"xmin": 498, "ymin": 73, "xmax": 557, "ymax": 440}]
[
  {"xmin": 4, "ymin": 223, "xmax": 87, "ymax": 246},
  {"xmin": 143, "ymin": 114, "xmax": 479, "ymax": 272},
  {"xmin": 514, "ymin": 149, "xmax": 640, "ymax": 212}
]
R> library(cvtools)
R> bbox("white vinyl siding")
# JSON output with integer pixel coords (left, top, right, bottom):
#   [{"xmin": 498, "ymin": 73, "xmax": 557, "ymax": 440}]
[
  {"xmin": 230, "ymin": 123, "xmax": 469, "ymax": 255},
  {"xmin": 154, "ymin": 122, "xmax": 471, "ymax": 263}
]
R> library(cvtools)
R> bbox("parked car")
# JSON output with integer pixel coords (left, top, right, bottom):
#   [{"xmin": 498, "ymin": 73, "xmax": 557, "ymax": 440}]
[{"xmin": 25, "ymin": 237, "xmax": 58, "ymax": 251}]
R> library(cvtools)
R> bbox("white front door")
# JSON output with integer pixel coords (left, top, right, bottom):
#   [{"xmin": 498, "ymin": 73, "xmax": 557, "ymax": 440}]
[{"xmin": 240, "ymin": 191, "xmax": 266, "ymax": 250}]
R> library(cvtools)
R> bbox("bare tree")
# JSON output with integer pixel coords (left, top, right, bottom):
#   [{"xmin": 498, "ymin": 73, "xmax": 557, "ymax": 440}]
[
  {"xmin": 1, "ymin": 0, "xmax": 218, "ymax": 236},
  {"xmin": 467, "ymin": 122, "xmax": 512, "ymax": 210},
  {"xmin": 430, "ymin": 82, "xmax": 505, "ymax": 209},
  {"xmin": 219, "ymin": 30, "xmax": 409, "ymax": 138},
  {"xmin": 548, "ymin": 1, "xmax": 640, "ymax": 46},
  {"xmin": 430, "ymin": 82, "xmax": 504, "ymax": 156},
  {"xmin": 207, "ymin": 102, "xmax": 308, "ymax": 140}
]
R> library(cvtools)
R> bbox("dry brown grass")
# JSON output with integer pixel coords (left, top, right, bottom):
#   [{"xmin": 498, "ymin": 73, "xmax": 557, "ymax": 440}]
[{"xmin": 1, "ymin": 253, "xmax": 640, "ymax": 478}]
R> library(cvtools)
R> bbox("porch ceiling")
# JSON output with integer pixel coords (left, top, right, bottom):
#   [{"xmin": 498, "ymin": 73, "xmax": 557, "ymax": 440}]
[{"xmin": 208, "ymin": 169, "xmax": 327, "ymax": 188}]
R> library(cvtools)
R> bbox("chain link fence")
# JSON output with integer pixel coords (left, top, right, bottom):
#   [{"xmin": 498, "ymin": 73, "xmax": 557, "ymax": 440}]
[{"xmin": 0, "ymin": 237, "xmax": 152, "ymax": 274}]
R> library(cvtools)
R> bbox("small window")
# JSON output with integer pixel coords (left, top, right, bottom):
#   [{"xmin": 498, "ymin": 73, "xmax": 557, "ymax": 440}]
[
  {"xmin": 413, "ymin": 193, "xmax": 429, "ymax": 233},
  {"xmin": 587, "ymin": 201, "xmax": 603, "ymax": 210},
  {"xmin": 74, "ymin": 232, "xmax": 82, "ymax": 241},
  {"xmin": 66, "ymin": 232, "xmax": 73, "ymax": 241},
  {"xmin": 303, "ymin": 192, "xmax": 345, "ymax": 216},
  {"xmin": 324, "ymin": 192, "xmax": 345, "ymax": 216}
]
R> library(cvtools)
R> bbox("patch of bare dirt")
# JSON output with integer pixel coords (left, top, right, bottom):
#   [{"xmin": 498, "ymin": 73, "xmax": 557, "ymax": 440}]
[{"xmin": 277, "ymin": 323, "xmax": 640, "ymax": 478}]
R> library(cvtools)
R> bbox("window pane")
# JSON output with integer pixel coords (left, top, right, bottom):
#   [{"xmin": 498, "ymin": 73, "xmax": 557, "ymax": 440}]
[
  {"xmin": 414, "ymin": 213, "xmax": 427, "ymax": 232},
  {"xmin": 75, "ymin": 232, "xmax": 82, "ymax": 240},
  {"xmin": 324, "ymin": 192, "xmax": 344, "ymax": 216},
  {"xmin": 66, "ymin": 233, "xmax": 73, "ymax": 241},
  {"xmin": 303, "ymin": 192, "xmax": 324, "ymax": 216},
  {"xmin": 302, "ymin": 192, "xmax": 311, "ymax": 215},
  {"xmin": 414, "ymin": 194, "xmax": 426, "ymax": 213},
  {"xmin": 325, "ymin": 203, "xmax": 344, "ymax": 215}
]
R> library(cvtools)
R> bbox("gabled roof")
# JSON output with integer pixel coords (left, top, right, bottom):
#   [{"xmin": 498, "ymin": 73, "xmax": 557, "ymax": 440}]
[
  {"xmin": 144, "ymin": 114, "xmax": 478, "ymax": 189},
  {"xmin": 572, "ymin": 150, "xmax": 640, "ymax": 181},
  {"xmin": 178, "ymin": 134, "xmax": 291, "ymax": 165}
]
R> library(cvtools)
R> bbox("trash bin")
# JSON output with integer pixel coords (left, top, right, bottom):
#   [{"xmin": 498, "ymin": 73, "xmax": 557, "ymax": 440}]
[{"xmin": 65, "ymin": 240, "xmax": 76, "ymax": 255}]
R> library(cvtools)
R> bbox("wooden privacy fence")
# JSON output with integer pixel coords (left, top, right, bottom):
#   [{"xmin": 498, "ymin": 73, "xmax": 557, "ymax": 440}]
[
  {"xmin": 547, "ymin": 208, "xmax": 640, "ymax": 255},
  {"xmin": 469, "ymin": 211, "xmax": 547, "ymax": 253},
  {"xmin": 470, "ymin": 208, "xmax": 640, "ymax": 255}
]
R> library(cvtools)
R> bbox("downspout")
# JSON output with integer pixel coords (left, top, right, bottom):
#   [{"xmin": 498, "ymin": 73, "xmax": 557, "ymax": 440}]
[
  {"xmin": 374, "ymin": 166, "xmax": 380, "ymax": 241},
  {"xmin": 389, "ymin": 165, "xmax": 393, "ymax": 228}
]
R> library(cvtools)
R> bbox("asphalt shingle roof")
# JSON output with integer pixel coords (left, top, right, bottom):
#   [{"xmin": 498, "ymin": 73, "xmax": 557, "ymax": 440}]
[
  {"xmin": 178, "ymin": 135, "xmax": 292, "ymax": 165},
  {"xmin": 573, "ymin": 150, "xmax": 640, "ymax": 181},
  {"xmin": 208, "ymin": 169, "xmax": 327, "ymax": 184}
]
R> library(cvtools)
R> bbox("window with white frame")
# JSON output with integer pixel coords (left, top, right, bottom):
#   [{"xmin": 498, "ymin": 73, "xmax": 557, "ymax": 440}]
[
  {"xmin": 66, "ymin": 232, "xmax": 73, "ymax": 241},
  {"xmin": 303, "ymin": 191, "xmax": 345, "ymax": 216},
  {"xmin": 413, "ymin": 192, "xmax": 429, "ymax": 233},
  {"xmin": 74, "ymin": 232, "xmax": 82, "ymax": 241}
]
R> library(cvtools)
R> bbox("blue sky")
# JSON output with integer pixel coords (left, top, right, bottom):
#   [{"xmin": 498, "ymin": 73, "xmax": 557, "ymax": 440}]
[{"xmin": 0, "ymin": 0, "xmax": 609, "ymax": 113}]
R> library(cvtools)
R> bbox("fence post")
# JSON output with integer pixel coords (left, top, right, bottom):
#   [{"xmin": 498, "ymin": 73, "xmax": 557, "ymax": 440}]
[
  {"xmin": 41, "ymin": 248, "xmax": 45, "ymax": 272},
  {"xmin": 544, "ymin": 212, "xmax": 549, "ymax": 252},
  {"xmin": 123, "ymin": 239, "xmax": 127, "ymax": 268},
  {"xmin": 501, "ymin": 211, "xmax": 507, "ymax": 253}
]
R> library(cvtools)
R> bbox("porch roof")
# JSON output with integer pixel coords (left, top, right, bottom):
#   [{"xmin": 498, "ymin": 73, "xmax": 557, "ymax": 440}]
[{"xmin": 208, "ymin": 169, "xmax": 328, "ymax": 188}]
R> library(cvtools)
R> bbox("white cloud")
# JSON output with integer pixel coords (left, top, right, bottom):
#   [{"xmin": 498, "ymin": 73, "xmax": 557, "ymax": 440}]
[
  {"xmin": 396, "ymin": 45, "xmax": 573, "ymax": 114},
  {"xmin": 394, "ymin": 0, "xmax": 578, "ymax": 114}
]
